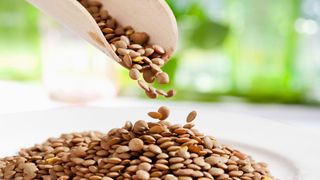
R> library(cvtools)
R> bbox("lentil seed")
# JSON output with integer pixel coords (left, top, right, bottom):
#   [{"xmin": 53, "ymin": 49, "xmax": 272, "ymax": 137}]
[
  {"xmin": 153, "ymin": 45, "xmax": 166, "ymax": 54},
  {"xmin": 209, "ymin": 167, "xmax": 224, "ymax": 176},
  {"xmin": 137, "ymin": 80, "xmax": 150, "ymax": 91},
  {"xmin": 145, "ymin": 48, "xmax": 154, "ymax": 56},
  {"xmin": 186, "ymin": 111, "xmax": 197, "ymax": 123},
  {"xmin": 166, "ymin": 89, "xmax": 176, "ymax": 98},
  {"xmin": 129, "ymin": 51, "xmax": 141, "ymax": 58},
  {"xmin": 114, "ymin": 40, "xmax": 127, "ymax": 49},
  {"xmin": 148, "ymin": 112, "xmax": 163, "ymax": 119},
  {"xmin": 129, "ymin": 138, "xmax": 144, "ymax": 152},
  {"xmin": 99, "ymin": 10, "xmax": 109, "ymax": 19},
  {"xmin": 120, "ymin": 35, "xmax": 130, "ymax": 46},
  {"xmin": 145, "ymin": 89, "xmax": 158, "ymax": 99},
  {"xmin": 158, "ymin": 106, "xmax": 170, "ymax": 120},
  {"xmin": 117, "ymin": 48, "xmax": 129, "ymax": 55},
  {"xmin": 130, "ymin": 32, "xmax": 149, "ymax": 45},
  {"xmin": 143, "ymin": 70, "xmax": 155, "ymax": 83},
  {"xmin": 102, "ymin": 27, "xmax": 114, "ymax": 34},
  {"xmin": 229, "ymin": 170, "xmax": 244, "ymax": 177},
  {"xmin": 129, "ymin": 68, "xmax": 140, "ymax": 80},
  {"xmin": 152, "ymin": 58, "xmax": 165, "ymax": 66},
  {"xmin": 149, "ymin": 144, "xmax": 162, "ymax": 154},
  {"xmin": 156, "ymin": 72, "xmax": 169, "ymax": 84}
]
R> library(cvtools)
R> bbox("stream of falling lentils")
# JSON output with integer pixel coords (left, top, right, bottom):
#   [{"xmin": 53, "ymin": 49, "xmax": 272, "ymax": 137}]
[
  {"xmin": 79, "ymin": 0, "xmax": 175, "ymax": 99},
  {"xmin": 0, "ymin": 106, "xmax": 273, "ymax": 180}
]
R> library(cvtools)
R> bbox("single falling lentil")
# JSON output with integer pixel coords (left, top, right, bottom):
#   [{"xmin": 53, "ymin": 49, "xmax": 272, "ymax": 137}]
[
  {"xmin": 0, "ymin": 107, "xmax": 274, "ymax": 180},
  {"xmin": 156, "ymin": 72, "xmax": 170, "ymax": 84},
  {"xmin": 78, "ymin": 0, "xmax": 175, "ymax": 99},
  {"xmin": 158, "ymin": 106, "xmax": 170, "ymax": 121},
  {"xmin": 166, "ymin": 89, "xmax": 176, "ymax": 98},
  {"xmin": 138, "ymin": 80, "xmax": 150, "ymax": 91},
  {"xmin": 186, "ymin": 110, "xmax": 197, "ymax": 123}
]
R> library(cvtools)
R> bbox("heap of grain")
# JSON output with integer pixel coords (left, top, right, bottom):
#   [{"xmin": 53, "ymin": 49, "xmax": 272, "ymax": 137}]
[{"xmin": 0, "ymin": 106, "xmax": 273, "ymax": 180}]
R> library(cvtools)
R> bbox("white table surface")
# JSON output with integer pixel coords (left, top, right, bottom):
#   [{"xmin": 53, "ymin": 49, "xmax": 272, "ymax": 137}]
[{"xmin": 1, "ymin": 81, "xmax": 319, "ymax": 135}]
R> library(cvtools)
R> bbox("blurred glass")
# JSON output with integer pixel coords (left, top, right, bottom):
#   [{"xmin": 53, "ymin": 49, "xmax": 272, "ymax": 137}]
[
  {"xmin": 40, "ymin": 17, "xmax": 117, "ymax": 103},
  {"xmin": 0, "ymin": 0, "xmax": 40, "ymax": 81},
  {"xmin": 296, "ymin": 0, "xmax": 320, "ymax": 104},
  {"xmin": 162, "ymin": 0, "xmax": 232, "ymax": 101},
  {"xmin": 160, "ymin": 0, "xmax": 320, "ymax": 104},
  {"xmin": 225, "ymin": 0, "xmax": 303, "ymax": 103}
]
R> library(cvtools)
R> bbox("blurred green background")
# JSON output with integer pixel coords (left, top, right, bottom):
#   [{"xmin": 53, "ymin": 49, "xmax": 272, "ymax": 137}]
[{"xmin": 1, "ymin": 0, "xmax": 320, "ymax": 104}]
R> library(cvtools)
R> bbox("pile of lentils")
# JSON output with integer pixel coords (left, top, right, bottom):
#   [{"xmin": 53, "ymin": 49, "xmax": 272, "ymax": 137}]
[
  {"xmin": 0, "ymin": 106, "xmax": 273, "ymax": 180},
  {"xmin": 78, "ymin": 0, "xmax": 175, "ymax": 99}
]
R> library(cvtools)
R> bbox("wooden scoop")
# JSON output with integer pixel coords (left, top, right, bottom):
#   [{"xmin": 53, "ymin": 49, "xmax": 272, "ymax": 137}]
[{"xmin": 27, "ymin": 0, "xmax": 178, "ymax": 63}]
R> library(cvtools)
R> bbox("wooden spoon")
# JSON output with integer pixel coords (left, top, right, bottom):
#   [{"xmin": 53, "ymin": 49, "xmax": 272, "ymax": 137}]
[{"xmin": 27, "ymin": 0, "xmax": 178, "ymax": 63}]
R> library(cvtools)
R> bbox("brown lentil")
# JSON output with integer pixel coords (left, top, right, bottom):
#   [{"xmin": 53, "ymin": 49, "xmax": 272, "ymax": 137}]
[
  {"xmin": 158, "ymin": 106, "xmax": 170, "ymax": 120},
  {"xmin": 143, "ymin": 70, "xmax": 155, "ymax": 83},
  {"xmin": 156, "ymin": 72, "xmax": 170, "ymax": 84},
  {"xmin": 148, "ymin": 112, "xmax": 163, "ymax": 120},
  {"xmin": 166, "ymin": 89, "xmax": 176, "ymax": 98},
  {"xmin": 129, "ymin": 68, "xmax": 140, "ymax": 80},
  {"xmin": 186, "ymin": 110, "xmax": 197, "ymax": 123}
]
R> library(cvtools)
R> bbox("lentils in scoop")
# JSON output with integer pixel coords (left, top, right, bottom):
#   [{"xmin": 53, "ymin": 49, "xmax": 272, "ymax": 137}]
[
  {"xmin": 78, "ymin": 0, "xmax": 175, "ymax": 99},
  {"xmin": 0, "ymin": 106, "xmax": 274, "ymax": 180}
]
